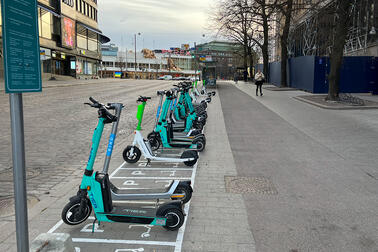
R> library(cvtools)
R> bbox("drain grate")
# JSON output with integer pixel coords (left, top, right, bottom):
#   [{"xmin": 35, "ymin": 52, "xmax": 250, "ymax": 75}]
[
  {"xmin": 225, "ymin": 176, "xmax": 278, "ymax": 195},
  {"xmin": 0, "ymin": 168, "xmax": 41, "ymax": 182}
]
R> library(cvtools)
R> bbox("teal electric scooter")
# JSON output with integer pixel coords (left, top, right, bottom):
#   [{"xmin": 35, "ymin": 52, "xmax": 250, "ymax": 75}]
[
  {"xmin": 147, "ymin": 90, "xmax": 206, "ymax": 151},
  {"xmin": 61, "ymin": 98, "xmax": 186, "ymax": 231}
]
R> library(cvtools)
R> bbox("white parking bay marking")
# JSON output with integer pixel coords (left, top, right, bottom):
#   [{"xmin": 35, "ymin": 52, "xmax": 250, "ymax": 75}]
[
  {"xmin": 115, "ymin": 249, "xmax": 144, "ymax": 252},
  {"xmin": 111, "ymin": 177, "xmax": 191, "ymax": 180},
  {"xmin": 119, "ymin": 168, "xmax": 192, "ymax": 171},
  {"xmin": 110, "ymin": 162, "xmax": 126, "ymax": 179},
  {"xmin": 81, "ymin": 223, "xmax": 104, "ymax": 233},
  {"xmin": 71, "ymin": 238, "xmax": 176, "ymax": 247},
  {"xmin": 174, "ymin": 160, "xmax": 198, "ymax": 252},
  {"xmin": 123, "ymin": 180, "xmax": 139, "ymax": 186}
]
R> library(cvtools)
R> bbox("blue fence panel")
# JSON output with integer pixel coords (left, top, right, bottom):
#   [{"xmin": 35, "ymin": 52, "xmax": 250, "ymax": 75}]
[
  {"xmin": 313, "ymin": 57, "xmax": 329, "ymax": 93},
  {"xmin": 269, "ymin": 61, "xmax": 281, "ymax": 86},
  {"xmin": 288, "ymin": 56, "xmax": 316, "ymax": 92},
  {"xmin": 314, "ymin": 56, "xmax": 377, "ymax": 94}
]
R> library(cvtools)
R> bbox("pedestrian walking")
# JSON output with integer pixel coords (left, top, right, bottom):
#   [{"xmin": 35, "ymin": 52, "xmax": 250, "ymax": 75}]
[
  {"xmin": 254, "ymin": 69, "xmax": 265, "ymax": 96},
  {"xmin": 234, "ymin": 72, "xmax": 238, "ymax": 84}
]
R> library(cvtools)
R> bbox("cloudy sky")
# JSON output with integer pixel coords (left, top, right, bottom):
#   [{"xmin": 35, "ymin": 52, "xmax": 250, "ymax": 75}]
[{"xmin": 98, "ymin": 0, "xmax": 217, "ymax": 50}]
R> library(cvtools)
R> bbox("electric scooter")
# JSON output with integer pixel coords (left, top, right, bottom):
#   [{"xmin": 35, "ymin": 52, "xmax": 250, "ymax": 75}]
[
  {"xmin": 122, "ymin": 96, "xmax": 198, "ymax": 166},
  {"xmin": 62, "ymin": 97, "xmax": 188, "ymax": 231},
  {"xmin": 173, "ymin": 83, "xmax": 207, "ymax": 132},
  {"xmin": 147, "ymin": 90, "xmax": 206, "ymax": 151}
]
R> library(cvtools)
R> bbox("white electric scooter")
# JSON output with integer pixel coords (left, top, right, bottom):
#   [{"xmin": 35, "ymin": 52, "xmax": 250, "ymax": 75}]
[{"xmin": 123, "ymin": 96, "xmax": 198, "ymax": 167}]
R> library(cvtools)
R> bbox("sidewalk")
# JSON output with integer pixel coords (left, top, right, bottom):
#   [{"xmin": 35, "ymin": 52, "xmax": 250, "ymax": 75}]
[{"xmin": 225, "ymin": 81, "xmax": 378, "ymax": 251}]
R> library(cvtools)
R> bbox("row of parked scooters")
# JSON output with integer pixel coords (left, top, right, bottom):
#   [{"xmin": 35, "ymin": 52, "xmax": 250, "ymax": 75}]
[{"xmin": 61, "ymin": 81, "xmax": 216, "ymax": 231}]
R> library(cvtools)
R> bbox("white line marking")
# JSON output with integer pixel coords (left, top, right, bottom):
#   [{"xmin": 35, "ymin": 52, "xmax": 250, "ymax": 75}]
[
  {"xmin": 71, "ymin": 238, "xmax": 176, "ymax": 247},
  {"xmin": 47, "ymin": 220, "xmax": 63, "ymax": 234},
  {"xmin": 174, "ymin": 158, "xmax": 198, "ymax": 252},
  {"xmin": 48, "ymin": 217, "xmax": 95, "ymax": 234},
  {"xmin": 110, "ymin": 162, "xmax": 126, "ymax": 179},
  {"xmin": 111, "ymin": 177, "xmax": 191, "ymax": 180},
  {"xmin": 119, "ymin": 168, "xmax": 192, "ymax": 171}
]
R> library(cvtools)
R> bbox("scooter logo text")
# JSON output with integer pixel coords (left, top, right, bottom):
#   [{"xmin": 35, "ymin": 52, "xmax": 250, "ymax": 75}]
[{"xmin": 89, "ymin": 193, "xmax": 98, "ymax": 208}]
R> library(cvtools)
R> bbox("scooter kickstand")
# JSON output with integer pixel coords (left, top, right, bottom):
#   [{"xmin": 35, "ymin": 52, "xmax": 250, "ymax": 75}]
[
  {"xmin": 146, "ymin": 158, "xmax": 151, "ymax": 166},
  {"xmin": 92, "ymin": 217, "xmax": 98, "ymax": 233}
]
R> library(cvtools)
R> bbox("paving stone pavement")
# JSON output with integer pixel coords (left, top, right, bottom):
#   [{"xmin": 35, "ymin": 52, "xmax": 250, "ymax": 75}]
[{"xmin": 0, "ymin": 80, "xmax": 175, "ymax": 201}]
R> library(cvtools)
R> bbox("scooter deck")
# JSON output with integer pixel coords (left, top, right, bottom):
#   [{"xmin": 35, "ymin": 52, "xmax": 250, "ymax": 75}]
[
  {"xmin": 108, "ymin": 204, "xmax": 157, "ymax": 217},
  {"xmin": 110, "ymin": 182, "xmax": 171, "ymax": 195}
]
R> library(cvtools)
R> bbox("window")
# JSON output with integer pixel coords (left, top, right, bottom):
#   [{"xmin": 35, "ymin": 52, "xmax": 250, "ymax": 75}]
[
  {"xmin": 77, "ymin": 34, "xmax": 87, "ymax": 49},
  {"xmin": 87, "ymin": 4, "xmax": 90, "ymax": 17},
  {"xmin": 88, "ymin": 38, "xmax": 97, "ymax": 51},
  {"xmin": 40, "ymin": 9, "xmax": 52, "ymax": 39}
]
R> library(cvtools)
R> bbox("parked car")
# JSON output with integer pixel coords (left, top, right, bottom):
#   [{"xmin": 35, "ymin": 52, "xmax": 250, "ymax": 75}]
[{"xmin": 158, "ymin": 75, "xmax": 173, "ymax": 80}]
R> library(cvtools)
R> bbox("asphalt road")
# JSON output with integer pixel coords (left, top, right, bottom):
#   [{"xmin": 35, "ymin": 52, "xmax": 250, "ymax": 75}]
[
  {"xmin": 218, "ymin": 82, "xmax": 378, "ymax": 252},
  {"xmin": 0, "ymin": 80, "xmax": 174, "ymax": 199}
]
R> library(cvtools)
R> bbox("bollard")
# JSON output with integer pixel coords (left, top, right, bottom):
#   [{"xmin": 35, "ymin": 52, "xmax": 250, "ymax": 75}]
[{"xmin": 30, "ymin": 233, "xmax": 74, "ymax": 252}]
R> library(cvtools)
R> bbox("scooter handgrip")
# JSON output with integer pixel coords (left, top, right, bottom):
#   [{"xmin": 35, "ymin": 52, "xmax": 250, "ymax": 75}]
[{"xmin": 89, "ymin": 97, "xmax": 98, "ymax": 104}]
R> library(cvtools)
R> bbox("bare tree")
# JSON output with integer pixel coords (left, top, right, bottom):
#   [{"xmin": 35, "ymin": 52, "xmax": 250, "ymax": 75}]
[
  {"xmin": 210, "ymin": 0, "xmax": 256, "ymax": 81},
  {"xmin": 327, "ymin": 0, "xmax": 353, "ymax": 101},
  {"xmin": 274, "ymin": 0, "xmax": 294, "ymax": 87},
  {"xmin": 117, "ymin": 50, "xmax": 127, "ymax": 78},
  {"xmin": 247, "ymin": 0, "xmax": 278, "ymax": 79}
]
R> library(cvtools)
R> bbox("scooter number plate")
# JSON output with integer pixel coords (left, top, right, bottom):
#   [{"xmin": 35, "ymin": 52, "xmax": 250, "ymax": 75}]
[{"xmin": 155, "ymin": 218, "xmax": 166, "ymax": 225}]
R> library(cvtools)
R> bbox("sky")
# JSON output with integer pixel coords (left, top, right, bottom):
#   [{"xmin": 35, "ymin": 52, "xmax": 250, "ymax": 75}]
[{"xmin": 98, "ymin": 0, "xmax": 217, "ymax": 51}]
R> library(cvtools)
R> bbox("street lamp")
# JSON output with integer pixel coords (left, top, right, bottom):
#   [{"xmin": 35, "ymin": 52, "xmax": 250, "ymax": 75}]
[{"xmin": 134, "ymin": 32, "xmax": 141, "ymax": 79}]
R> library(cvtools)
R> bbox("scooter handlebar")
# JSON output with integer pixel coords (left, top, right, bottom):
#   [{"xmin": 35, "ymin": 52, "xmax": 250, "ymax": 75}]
[{"xmin": 137, "ymin": 96, "xmax": 151, "ymax": 102}]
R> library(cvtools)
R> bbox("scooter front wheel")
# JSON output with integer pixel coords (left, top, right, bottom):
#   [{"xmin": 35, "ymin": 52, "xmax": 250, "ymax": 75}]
[
  {"xmin": 163, "ymin": 208, "xmax": 185, "ymax": 231},
  {"xmin": 62, "ymin": 197, "xmax": 92, "ymax": 225},
  {"xmin": 123, "ymin": 145, "xmax": 141, "ymax": 163}
]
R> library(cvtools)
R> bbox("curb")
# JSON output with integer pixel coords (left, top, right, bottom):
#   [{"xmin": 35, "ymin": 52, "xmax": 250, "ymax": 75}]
[{"xmin": 293, "ymin": 96, "xmax": 378, "ymax": 110}]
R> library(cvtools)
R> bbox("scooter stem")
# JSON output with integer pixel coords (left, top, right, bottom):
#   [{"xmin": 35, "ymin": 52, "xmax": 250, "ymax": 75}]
[{"xmin": 102, "ymin": 103, "xmax": 123, "ymax": 174}]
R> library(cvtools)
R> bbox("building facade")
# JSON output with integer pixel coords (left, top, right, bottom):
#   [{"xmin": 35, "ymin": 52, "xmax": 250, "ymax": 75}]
[
  {"xmin": 195, "ymin": 41, "xmax": 245, "ymax": 80},
  {"xmin": 274, "ymin": 0, "xmax": 378, "ymax": 59},
  {"xmin": 0, "ymin": 0, "xmax": 110, "ymax": 81},
  {"xmin": 99, "ymin": 44, "xmax": 197, "ymax": 79}
]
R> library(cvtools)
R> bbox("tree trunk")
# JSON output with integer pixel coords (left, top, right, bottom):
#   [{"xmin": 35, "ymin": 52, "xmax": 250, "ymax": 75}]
[
  {"xmin": 280, "ymin": 0, "xmax": 293, "ymax": 88},
  {"xmin": 248, "ymin": 46, "xmax": 254, "ymax": 81},
  {"xmin": 262, "ymin": 31, "xmax": 269, "ymax": 82},
  {"xmin": 262, "ymin": 5, "xmax": 269, "ymax": 82},
  {"xmin": 243, "ymin": 43, "xmax": 248, "ymax": 82},
  {"xmin": 327, "ymin": 1, "xmax": 352, "ymax": 101}
]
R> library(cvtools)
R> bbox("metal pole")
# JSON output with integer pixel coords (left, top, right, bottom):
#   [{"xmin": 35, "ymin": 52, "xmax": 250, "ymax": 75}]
[
  {"xmin": 194, "ymin": 42, "xmax": 197, "ymax": 81},
  {"xmin": 134, "ymin": 34, "xmax": 137, "ymax": 79},
  {"xmin": 9, "ymin": 93, "xmax": 29, "ymax": 252}
]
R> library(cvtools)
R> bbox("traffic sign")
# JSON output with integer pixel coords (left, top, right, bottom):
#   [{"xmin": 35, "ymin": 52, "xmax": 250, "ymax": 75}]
[{"xmin": 1, "ymin": 0, "xmax": 42, "ymax": 93}]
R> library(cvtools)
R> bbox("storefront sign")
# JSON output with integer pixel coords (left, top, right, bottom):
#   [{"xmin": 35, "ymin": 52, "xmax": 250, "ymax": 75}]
[
  {"xmin": 1, "ymin": 0, "xmax": 42, "ymax": 93},
  {"xmin": 61, "ymin": 16, "xmax": 76, "ymax": 49}
]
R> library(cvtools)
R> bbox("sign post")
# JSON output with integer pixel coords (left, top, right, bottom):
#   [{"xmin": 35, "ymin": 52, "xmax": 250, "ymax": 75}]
[{"xmin": 1, "ymin": 0, "xmax": 42, "ymax": 251}]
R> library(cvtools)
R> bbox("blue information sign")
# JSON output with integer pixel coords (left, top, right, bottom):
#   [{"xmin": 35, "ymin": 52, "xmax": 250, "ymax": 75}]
[{"xmin": 1, "ymin": 0, "xmax": 42, "ymax": 93}]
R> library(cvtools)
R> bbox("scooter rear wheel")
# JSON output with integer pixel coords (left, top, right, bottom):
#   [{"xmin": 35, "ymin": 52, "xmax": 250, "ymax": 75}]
[
  {"xmin": 181, "ymin": 150, "xmax": 198, "ymax": 167},
  {"xmin": 173, "ymin": 185, "xmax": 192, "ymax": 204},
  {"xmin": 123, "ymin": 145, "xmax": 141, "ymax": 163},
  {"xmin": 147, "ymin": 132, "xmax": 160, "ymax": 151},
  {"xmin": 62, "ymin": 197, "xmax": 92, "ymax": 225},
  {"xmin": 193, "ymin": 138, "xmax": 205, "ymax": 152},
  {"xmin": 163, "ymin": 208, "xmax": 185, "ymax": 231}
]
